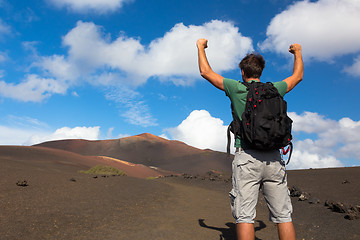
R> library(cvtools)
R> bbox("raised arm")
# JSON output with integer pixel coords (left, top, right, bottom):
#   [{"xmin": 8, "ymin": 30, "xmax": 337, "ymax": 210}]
[
  {"xmin": 197, "ymin": 38, "xmax": 224, "ymax": 91},
  {"xmin": 283, "ymin": 43, "xmax": 303, "ymax": 93}
]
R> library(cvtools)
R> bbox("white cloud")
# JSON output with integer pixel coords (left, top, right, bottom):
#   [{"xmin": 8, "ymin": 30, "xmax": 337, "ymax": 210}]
[
  {"xmin": 0, "ymin": 126, "xmax": 43, "ymax": 145},
  {"xmin": 288, "ymin": 149, "xmax": 343, "ymax": 169},
  {"xmin": 0, "ymin": 74, "xmax": 67, "ymax": 102},
  {"xmin": 47, "ymin": 0, "xmax": 131, "ymax": 14},
  {"xmin": 142, "ymin": 21, "xmax": 253, "ymax": 79},
  {"xmin": 343, "ymin": 55, "xmax": 360, "ymax": 76},
  {"xmin": 0, "ymin": 120, "xmax": 100, "ymax": 145},
  {"xmin": 117, "ymin": 133, "xmax": 131, "ymax": 138},
  {"xmin": 288, "ymin": 111, "xmax": 360, "ymax": 167},
  {"xmin": 37, "ymin": 55, "xmax": 80, "ymax": 82},
  {"xmin": 159, "ymin": 133, "xmax": 169, "ymax": 140},
  {"xmin": 19, "ymin": 20, "xmax": 252, "ymax": 124},
  {"xmin": 105, "ymin": 86, "xmax": 157, "ymax": 127},
  {"xmin": 288, "ymin": 111, "xmax": 336, "ymax": 134},
  {"xmin": 2, "ymin": 19, "xmax": 251, "ymax": 96},
  {"xmin": 259, "ymin": 0, "xmax": 360, "ymax": 63},
  {"xmin": 26, "ymin": 126, "xmax": 100, "ymax": 145},
  {"xmin": 121, "ymin": 101, "xmax": 158, "ymax": 127},
  {"xmin": 167, "ymin": 110, "xmax": 359, "ymax": 169},
  {"xmin": 1, "ymin": 20, "xmax": 252, "ymax": 127},
  {"xmin": 166, "ymin": 110, "xmax": 231, "ymax": 152},
  {"xmin": 106, "ymin": 127, "xmax": 114, "ymax": 139},
  {"xmin": 42, "ymin": 20, "xmax": 253, "ymax": 87}
]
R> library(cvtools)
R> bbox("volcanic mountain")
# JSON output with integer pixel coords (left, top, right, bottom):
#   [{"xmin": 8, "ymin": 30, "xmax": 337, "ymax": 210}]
[
  {"xmin": 0, "ymin": 145, "xmax": 174, "ymax": 179},
  {"xmin": 34, "ymin": 133, "xmax": 232, "ymax": 175}
]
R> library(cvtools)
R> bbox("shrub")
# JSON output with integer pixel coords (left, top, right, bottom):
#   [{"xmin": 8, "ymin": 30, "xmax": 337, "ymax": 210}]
[
  {"xmin": 79, "ymin": 165, "xmax": 126, "ymax": 176},
  {"xmin": 146, "ymin": 176, "xmax": 159, "ymax": 180}
]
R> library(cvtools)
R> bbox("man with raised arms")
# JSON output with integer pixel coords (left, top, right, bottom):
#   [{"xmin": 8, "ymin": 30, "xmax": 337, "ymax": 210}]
[{"xmin": 197, "ymin": 38, "xmax": 303, "ymax": 240}]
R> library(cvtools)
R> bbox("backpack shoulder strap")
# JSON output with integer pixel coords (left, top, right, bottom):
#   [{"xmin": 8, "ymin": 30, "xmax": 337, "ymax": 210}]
[
  {"xmin": 227, "ymin": 102, "xmax": 241, "ymax": 155},
  {"xmin": 242, "ymin": 81, "xmax": 250, "ymax": 88}
]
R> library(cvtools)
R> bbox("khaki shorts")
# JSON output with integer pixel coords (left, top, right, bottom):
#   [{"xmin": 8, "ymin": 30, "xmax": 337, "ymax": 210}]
[{"xmin": 229, "ymin": 149, "xmax": 293, "ymax": 224}]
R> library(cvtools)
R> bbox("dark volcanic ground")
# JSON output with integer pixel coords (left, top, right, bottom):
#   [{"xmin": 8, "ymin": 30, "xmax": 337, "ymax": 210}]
[{"xmin": 1, "ymin": 142, "xmax": 359, "ymax": 240}]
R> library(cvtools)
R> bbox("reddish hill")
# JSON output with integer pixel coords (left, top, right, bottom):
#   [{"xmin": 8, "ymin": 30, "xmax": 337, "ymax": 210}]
[
  {"xmin": 0, "ymin": 146, "xmax": 174, "ymax": 179},
  {"xmin": 34, "ymin": 133, "xmax": 232, "ymax": 174}
]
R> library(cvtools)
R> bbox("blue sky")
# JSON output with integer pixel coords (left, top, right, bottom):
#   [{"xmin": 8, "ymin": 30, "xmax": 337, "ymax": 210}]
[{"xmin": 1, "ymin": 0, "xmax": 360, "ymax": 169}]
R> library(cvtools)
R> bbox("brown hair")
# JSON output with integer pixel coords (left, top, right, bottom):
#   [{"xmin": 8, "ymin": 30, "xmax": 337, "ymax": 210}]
[{"xmin": 239, "ymin": 53, "xmax": 265, "ymax": 79}]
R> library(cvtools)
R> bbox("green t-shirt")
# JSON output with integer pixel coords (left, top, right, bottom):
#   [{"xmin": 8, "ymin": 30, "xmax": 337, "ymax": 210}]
[{"xmin": 223, "ymin": 78, "xmax": 288, "ymax": 148}]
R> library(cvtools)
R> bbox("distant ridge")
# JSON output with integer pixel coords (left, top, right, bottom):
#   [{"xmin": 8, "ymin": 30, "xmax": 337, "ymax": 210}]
[
  {"xmin": 0, "ymin": 145, "xmax": 174, "ymax": 178},
  {"xmin": 35, "ymin": 133, "xmax": 232, "ymax": 174}
]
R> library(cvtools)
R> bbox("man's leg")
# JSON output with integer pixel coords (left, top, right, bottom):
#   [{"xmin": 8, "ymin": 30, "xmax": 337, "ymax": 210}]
[
  {"xmin": 231, "ymin": 150, "xmax": 262, "ymax": 240},
  {"xmin": 277, "ymin": 222, "xmax": 296, "ymax": 240},
  {"xmin": 260, "ymin": 151, "xmax": 295, "ymax": 239},
  {"xmin": 237, "ymin": 223, "xmax": 255, "ymax": 240}
]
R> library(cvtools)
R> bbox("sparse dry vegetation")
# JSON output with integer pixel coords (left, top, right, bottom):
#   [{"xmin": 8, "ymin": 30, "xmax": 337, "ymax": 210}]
[{"xmin": 79, "ymin": 165, "xmax": 126, "ymax": 176}]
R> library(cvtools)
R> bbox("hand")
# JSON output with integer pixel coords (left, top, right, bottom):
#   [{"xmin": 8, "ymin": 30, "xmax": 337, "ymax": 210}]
[
  {"xmin": 289, "ymin": 43, "xmax": 301, "ymax": 54},
  {"xmin": 197, "ymin": 38, "xmax": 208, "ymax": 49}
]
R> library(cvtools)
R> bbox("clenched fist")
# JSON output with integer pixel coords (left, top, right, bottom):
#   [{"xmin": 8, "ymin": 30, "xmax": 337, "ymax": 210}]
[
  {"xmin": 289, "ymin": 44, "xmax": 301, "ymax": 54},
  {"xmin": 197, "ymin": 38, "xmax": 208, "ymax": 49}
]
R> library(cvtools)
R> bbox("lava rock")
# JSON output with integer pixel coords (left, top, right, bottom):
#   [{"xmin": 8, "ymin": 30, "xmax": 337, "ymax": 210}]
[
  {"xmin": 16, "ymin": 180, "xmax": 28, "ymax": 187},
  {"xmin": 325, "ymin": 200, "xmax": 348, "ymax": 213},
  {"xmin": 308, "ymin": 197, "xmax": 320, "ymax": 204},
  {"xmin": 299, "ymin": 192, "xmax": 311, "ymax": 201},
  {"xmin": 289, "ymin": 186, "xmax": 302, "ymax": 197},
  {"xmin": 342, "ymin": 180, "xmax": 350, "ymax": 184}
]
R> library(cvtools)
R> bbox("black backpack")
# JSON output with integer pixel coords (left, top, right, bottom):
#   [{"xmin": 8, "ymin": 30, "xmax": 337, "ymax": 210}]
[{"xmin": 227, "ymin": 81, "xmax": 293, "ymax": 163}]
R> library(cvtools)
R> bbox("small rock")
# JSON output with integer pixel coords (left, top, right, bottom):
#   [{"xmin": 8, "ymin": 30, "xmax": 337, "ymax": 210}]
[
  {"xmin": 325, "ymin": 200, "xmax": 360, "ymax": 220},
  {"xmin": 325, "ymin": 200, "xmax": 334, "ymax": 207},
  {"xmin": 308, "ymin": 197, "xmax": 320, "ymax": 204},
  {"xmin": 333, "ymin": 202, "xmax": 348, "ymax": 213},
  {"xmin": 342, "ymin": 180, "xmax": 350, "ymax": 184},
  {"xmin": 70, "ymin": 178, "xmax": 76, "ymax": 182},
  {"xmin": 345, "ymin": 205, "xmax": 360, "ymax": 220},
  {"xmin": 299, "ymin": 192, "xmax": 311, "ymax": 201},
  {"xmin": 16, "ymin": 180, "xmax": 28, "ymax": 187},
  {"xmin": 325, "ymin": 200, "xmax": 348, "ymax": 213},
  {"xmin": 354, "ymin": 205, "xmax": 360, "ymax": 213},
  {"xmin": 345, "ymin": 209, "xmax": 359, "ymax": 220},
  {"xmin": 289, "ymin": 186, "xmax": 302, "ymax": 197}
]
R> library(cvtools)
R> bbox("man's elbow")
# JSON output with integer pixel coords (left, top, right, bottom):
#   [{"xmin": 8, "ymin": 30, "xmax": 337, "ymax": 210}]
[
  {"xmin": 200, "ymin": 69, "xmax": 211, "ymax": 79},
  {"xmin": 286, "ymin": 77, "xmax": 303, "ymax": 93},
  {"xmin": 297, "ymin": 74, "xmax": 303, "ymax": 85},
  {"xmin": 298, "ymin": 75, "xmax": 303, "ymax": 83}
]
